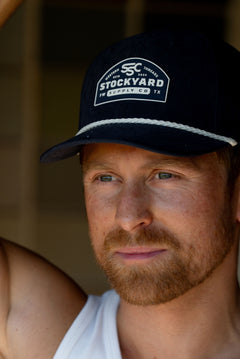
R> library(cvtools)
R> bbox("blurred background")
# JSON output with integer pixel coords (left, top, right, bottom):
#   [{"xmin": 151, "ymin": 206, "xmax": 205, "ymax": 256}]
[{"xmin": 0, "ymin": 0, "xmax": 240, "ymax": 294}]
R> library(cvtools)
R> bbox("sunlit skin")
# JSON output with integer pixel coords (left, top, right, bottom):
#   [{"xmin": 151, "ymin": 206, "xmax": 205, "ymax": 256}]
[
  {"xmin": 82, "ymin": 143, "xmax": 240, "ymax": 359},
  {"xmin": 83, "ymin": 143, "xmax": 238, "ymax": 303}
]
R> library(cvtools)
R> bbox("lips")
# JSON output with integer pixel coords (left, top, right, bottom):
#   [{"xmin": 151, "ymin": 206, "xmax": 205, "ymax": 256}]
[{"xmin": 115, "ymin": 247, "xmax": 167, "ymax": 261}]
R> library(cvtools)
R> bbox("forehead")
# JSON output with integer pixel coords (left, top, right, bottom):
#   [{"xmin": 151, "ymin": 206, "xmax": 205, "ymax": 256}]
[{"xmin": 81, "ymin": 143, "xmax": 221, "ymax": 173}]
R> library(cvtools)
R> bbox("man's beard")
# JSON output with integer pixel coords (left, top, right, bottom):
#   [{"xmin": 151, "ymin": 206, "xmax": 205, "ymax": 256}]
[{"xmin": 92, "ymin": 208, "xmax": 236, "ymax": 306}]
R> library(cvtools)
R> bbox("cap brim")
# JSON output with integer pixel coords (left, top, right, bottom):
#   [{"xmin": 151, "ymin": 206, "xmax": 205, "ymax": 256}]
[{"xmin": 40, "ymin": 122, "xmax": 229, "ymax": 163}]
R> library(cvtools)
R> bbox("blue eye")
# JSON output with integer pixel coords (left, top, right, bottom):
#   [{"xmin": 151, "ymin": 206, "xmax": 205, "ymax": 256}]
[
  {"xmin": 155, "ymin": 172, "xmax": 173, "ymax": 180},
  {"xmin": 99, "ymin": 175, "xmax": 114, "ymax": 182}
]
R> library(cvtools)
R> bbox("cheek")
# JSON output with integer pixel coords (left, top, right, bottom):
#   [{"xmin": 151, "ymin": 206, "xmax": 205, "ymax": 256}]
[
  {"xmin": 151, "ymin": 189, "xmax": 201, "ymax": 217},
  {"xmin": 151, "ymin": 186, "xmax": 223, "ymax": 238},
  {"xmin": 85, "ymin": 191, "xmax": 115, "ymax": 241}
]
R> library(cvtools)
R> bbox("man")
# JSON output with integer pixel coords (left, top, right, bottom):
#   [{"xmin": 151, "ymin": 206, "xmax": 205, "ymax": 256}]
[{"xmin": 41, "ymin": 30, "xmax": 240, "ymax": 358}]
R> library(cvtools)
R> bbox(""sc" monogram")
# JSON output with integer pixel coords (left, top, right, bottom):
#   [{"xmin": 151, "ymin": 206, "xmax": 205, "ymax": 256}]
[{"xmin": 121, "ymin": 62, "xmax": 142, "ymax": 76}]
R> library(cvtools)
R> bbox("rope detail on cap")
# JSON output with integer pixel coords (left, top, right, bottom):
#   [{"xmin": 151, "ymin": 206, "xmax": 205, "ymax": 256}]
[{"xmin": 75, "ymin": 118, "xmax": 237, "ymax": 147}]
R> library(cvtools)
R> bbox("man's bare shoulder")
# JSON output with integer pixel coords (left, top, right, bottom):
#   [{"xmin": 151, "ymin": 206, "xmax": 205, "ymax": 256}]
[{"xmin": 0, "ymin": 237, "xmax": 87, "ymax": 359}]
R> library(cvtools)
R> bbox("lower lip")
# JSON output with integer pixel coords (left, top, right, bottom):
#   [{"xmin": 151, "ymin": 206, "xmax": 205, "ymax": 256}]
[{"xmin": 115, "ymin": 250, "xmax": 166, "ymax": 261}]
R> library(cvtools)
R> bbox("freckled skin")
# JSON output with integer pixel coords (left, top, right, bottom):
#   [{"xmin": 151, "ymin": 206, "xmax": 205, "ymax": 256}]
[{"xmin": 82, "ymin": 143, "xmax": 237, "ymax": 305}]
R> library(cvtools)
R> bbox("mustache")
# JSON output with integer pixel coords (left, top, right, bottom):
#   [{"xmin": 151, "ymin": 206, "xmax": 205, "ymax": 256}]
[{"xmin": 104, "ymin": 227, "xmax": 181, "ymax": 251}]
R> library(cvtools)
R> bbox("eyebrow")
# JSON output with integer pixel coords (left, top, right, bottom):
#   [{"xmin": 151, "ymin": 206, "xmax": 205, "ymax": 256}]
[
  {"xmin": 139, "ymin": 158, "xmax": 202, "ymax": 174},
  {"xmin": 82, "ymin": 160, "xmax": 115, "ymax": 174},
  {"xmin": 82, "ymin": 156, "xmax": 201, "ymax": 174}
]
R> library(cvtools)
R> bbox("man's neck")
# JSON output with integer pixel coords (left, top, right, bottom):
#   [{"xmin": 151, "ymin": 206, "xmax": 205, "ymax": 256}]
[{"xmin": 117, "ymin": 251, "xmax": 240, "ymax": 359}]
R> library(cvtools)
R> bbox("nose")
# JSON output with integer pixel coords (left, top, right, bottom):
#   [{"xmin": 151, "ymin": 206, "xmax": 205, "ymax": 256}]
[{"xmin": 115, "ymin": 182, "xmax": 153, "ymax": 232}]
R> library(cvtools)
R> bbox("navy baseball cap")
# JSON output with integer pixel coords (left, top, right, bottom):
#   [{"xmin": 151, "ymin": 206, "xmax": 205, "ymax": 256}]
[{"xmin": 40, "ymin": 30, "xmax": 240, "ymax": 163}]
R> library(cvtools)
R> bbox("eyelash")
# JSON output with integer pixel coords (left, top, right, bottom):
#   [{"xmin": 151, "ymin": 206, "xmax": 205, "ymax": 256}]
[
  {"xmin": 97, "ymin": 174, "xmax": 116, "ymax": 182},
  {"xmin": 94, "ymin": 171, "xmax": 176, "ymax": 183},
  {"xmin": 154, "ymin": 172, "xmax": 174, "ymax": 180}
]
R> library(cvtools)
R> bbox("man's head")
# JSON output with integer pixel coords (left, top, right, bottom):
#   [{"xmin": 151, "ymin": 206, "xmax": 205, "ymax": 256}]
[{"xmin": 41, "ymin": 30, "xmax": 240, "ymax": 305}]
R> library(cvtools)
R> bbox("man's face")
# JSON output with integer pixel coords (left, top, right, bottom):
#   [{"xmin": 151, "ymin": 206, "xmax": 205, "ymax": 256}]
[{"xmin": 83, "ymin": 143, "xmax": 239, "ymax": 306}]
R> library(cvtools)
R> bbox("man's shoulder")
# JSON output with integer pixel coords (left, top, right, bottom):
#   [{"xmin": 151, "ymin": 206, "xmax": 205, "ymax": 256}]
[
  {"xmin": 54, "ymin": 290, "xmax": 120, "ymax": 359},
  {"xmin": 0, "ymin": 237, "xmax": 87, "ymax": 359}
]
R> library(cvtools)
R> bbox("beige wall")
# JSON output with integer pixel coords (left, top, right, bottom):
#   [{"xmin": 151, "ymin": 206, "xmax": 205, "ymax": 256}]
[{"xmin": 1, "ymin": 0, "xmax": 240, "ymax": 295}]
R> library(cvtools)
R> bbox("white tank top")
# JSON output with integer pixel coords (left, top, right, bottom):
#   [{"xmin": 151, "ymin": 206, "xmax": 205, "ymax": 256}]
[{"xmin": 53, "ymin": 290, "xmax": 122, "ymax": 359}]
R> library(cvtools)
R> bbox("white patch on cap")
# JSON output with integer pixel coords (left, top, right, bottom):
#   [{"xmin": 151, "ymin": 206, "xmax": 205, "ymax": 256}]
[
  {"xmin": 75, "ymin": 118, "xmax": 238, "ymax": 147},
  {"xmin": 94, "ymin": 58, "xmax": 170, "ymax": 106}
]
